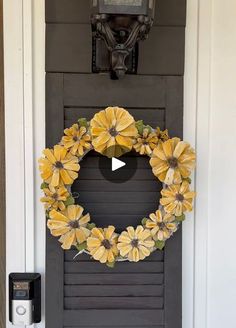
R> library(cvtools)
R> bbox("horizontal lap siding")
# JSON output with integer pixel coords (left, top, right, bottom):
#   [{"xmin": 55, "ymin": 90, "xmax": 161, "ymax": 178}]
[
  {"xmin": 45, "ymin": 0, "xmax": 186, "ymax": 26},
  {"xmin": 46, "ymin": 25, "xmax": 184, "ymax": 75}
]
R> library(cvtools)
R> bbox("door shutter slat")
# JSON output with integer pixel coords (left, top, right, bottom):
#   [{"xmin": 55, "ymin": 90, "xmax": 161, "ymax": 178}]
[
  {"xmin": 64, "ymin": 261, "xmax": 164, "ymax": 274},
  {"xmin": 64, "ymin": 296, "xmax": 164, "ymax": 310},
  {"xmin": 64, "ymin": 285, "xmax": 164, "ymax": 297},
  {"xmin": 64, "ymin": 309, "xmax": 164, "ymax": 326},
  {"xmin": 64, "ymin": 107, "xmax": 165, "ymax": 122},
  {"xmin": 65, "ymin": 250, "xmax": 164, "ymax": 262},
  {"xmin": 64, "ymin": 273, "xmax": 164, "ymax": 285},
  {"xmin": 63, "ymin": 74, "xmax": 166, "ymax": 108}
]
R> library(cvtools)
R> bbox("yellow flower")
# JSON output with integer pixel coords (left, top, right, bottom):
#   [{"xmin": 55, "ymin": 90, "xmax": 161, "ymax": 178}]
[
  {"xmin": 156, "ymin": 127, "xmax": 169, "ymax": 142},
  {"xmin": 61, "ymin": 124, "xmax": 91, "ymax": 156},
  {"xmin": 133, "ymin": 128, "xmax": 159, "ymax": 155},
  {"xmin": 145, "ymin": 210, "xmax": 178, "ymax": 241},
  {"xmin": 90, "ymin": 107, "xmax": 138, "ymax": 157},
  {"xmin": 160, "ymin": 181, "xmax": 196, "ymax": 217},
  {"xmin": 40, "ymin": 185, "xmax": 69, "ymax": 211},
  {"xmin": 117, "ymin": 226, "xmax": 155, "ymax": 262},
  {"xmin": 150, "ymin": 137, "xmax": 196, "ymax": 185},
  {"xmin": 47, "ymin": 205, "xmax": 91, "ymax": 249},
  {"xmin": 39, "ymin": 145, "xmax": 80, "ymax": 187},
  {"xmin": 87, "ymin": 226, "xmax": 118, "ymax": 264}
]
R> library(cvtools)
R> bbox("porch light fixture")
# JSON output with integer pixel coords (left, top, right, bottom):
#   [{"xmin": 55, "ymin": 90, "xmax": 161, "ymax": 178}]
[{"xmin": 91, "ymin": 0, "xmax": 156, "ymax": 78}]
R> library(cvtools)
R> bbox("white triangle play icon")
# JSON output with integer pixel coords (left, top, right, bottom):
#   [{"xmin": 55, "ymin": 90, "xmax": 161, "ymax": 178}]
[{"xmin": 112, "ymin": 157, "xmax": 126, "ymax": 171}]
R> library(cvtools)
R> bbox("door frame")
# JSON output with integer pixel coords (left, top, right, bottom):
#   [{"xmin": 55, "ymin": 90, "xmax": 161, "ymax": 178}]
[{"xmin": 3, "ymin": 0, "xmax": 211, "ymax": 328}]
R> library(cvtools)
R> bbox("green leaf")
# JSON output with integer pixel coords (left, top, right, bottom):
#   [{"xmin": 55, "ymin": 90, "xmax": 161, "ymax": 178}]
[
  {"xmin": 175, "ymin": 214, "xmax": 186, "ymax": 222},
  {"xmin": 141, "ymin": 218, "xmax": 148, "ymax": 226},
  {"xmin": 87, "ymin": 223, "xmax": 96, "ymax": 230},
  {"xmin": 135, "ymin": 120, "xmax": 144, "ymax": 135},
  {"xmin": 155, "ymin": 240, "xmax": 165, "ymax": 250},
  {"xmin": 145, "ymin": 125, "xmax": 153, "ymax": 133},
  {"xmin": 64, "ymin": 196, "xmax": 75, "ymax": 206},
  {"xmin": 106, "ymin": 261, "xmax": 115, "ymax": 268},
  {"xmin": 41, "ymin": 182, "xmax": 49, "ymax": 189},
  {"xmin": 78, "ymin": 118, "xmax": 88, "ymax": 128},
  {"xmin": 76, "ymin": 242, "xmax": 87, "ymax": 252}
]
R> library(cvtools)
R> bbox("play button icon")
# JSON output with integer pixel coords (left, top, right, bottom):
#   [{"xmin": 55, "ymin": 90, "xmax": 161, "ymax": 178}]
[
  {"xmin": 99, "ymin": 146, "xmax": 137, "ymax": 183},
  {"xmin": 112, "ymin": 157, "xmax": 126, "ymax": 171}
]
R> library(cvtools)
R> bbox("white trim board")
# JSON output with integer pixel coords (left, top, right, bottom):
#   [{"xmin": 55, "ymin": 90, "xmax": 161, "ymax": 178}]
[
  {"xmin": 3, "ymin": 0, "xmax": 211, "ymax": 327},
  {"xmin": 4, "ymin": 0, "xmax": 45, "ymax": 327}
]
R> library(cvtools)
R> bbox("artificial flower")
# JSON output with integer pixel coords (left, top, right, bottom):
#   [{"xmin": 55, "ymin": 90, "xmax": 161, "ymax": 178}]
[
  {"xmin": 40, "ymin": 185, "xmax": 69, "ymax": 211},
  {"xmin": 61, "ymin": 124, "xmax": 91, "ymax": 156},
  {"xmin": 150, "ymin": 137, "xmax": 196, "ymax": 185},
  {"xmin": 90, "ymin": 107, "xmax": 138, "ymax": 157},
  {"xmin": 160, "ymin": 181, "xmax": 196, "ymax": 216},
  {"xmin": 156, "ymin": 127, "xmax": 169, "ymax": 142},
  {"xmin": 117, "ymin": 226, "xmax": 155, "ymax": 262},
  {"xmin": 145, "ymin": 209, "xmax": 178, "ymax": 241},
  {"xmin": 133, "ymin": 128, "xmax": 159, "ymax": 155},
  {"xmin": 87, "ymin": 226, "xmax": 118, "ymax": 263},
  {"xmin": 47, "ymin": 205, "xmax": 90, "ymax": 249},
  {"xmin": 39, "ymin": 145, "xmax": 80, "ymax": 187}
]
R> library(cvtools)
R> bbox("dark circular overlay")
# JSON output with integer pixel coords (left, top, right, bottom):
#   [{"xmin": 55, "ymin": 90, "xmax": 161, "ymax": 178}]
[{"xmin": 99, "ymin": 146, "xmax": 137, "ymax": 183}]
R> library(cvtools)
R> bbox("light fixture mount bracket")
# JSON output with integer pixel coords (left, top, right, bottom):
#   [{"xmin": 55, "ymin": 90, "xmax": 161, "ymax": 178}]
[{"xmin": 91, "ymin": 0, "xmax": 156, "ymax": 79}]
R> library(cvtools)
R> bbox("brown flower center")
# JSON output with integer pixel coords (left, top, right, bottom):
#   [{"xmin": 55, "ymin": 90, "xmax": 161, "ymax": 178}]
[
  {"xmin": 73, "ymin": 136, "xmax": 78, "ymax": 142},
  {"xmin": 176, "ymin": 193, "xmax": 184, "ymax": 202},
  {"xmin": 159, "ymin": 222, "xmax": 166, "ymax": 229},
  {"xmin": 69, "ymin": 220, "xmax": 79, "ymax": 229},
  {"xmin": 101, "ymin": 239, "xmax": 112, "ymax": 249},
  {"xmin": 109, "ymin": 127, "xmax": 118, "ymax": 137},
  {"xmin": 167, "ymin": 156, "xmax": 178, "ymax": 168},
  {"xmin": 52, "ymin": 193, "xmax": 58, "ymax": 200},
  {"xmin": 55, "ymin": 161, "xmax": 64, "ymax": 169},
  {"xmin": 131, "ymin": 239, "xmax": 139, "ymax": 248}
]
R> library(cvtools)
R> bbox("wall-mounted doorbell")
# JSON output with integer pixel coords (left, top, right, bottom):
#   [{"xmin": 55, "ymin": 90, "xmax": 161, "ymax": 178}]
[{"xmin": 9, "ymin": 273, "xmax": 41, "ymax": 326}]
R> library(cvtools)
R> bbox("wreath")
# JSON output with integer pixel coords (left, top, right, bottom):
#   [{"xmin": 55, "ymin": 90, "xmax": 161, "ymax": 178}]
[{"xmin": 39, "ymin": 107, "xmax": 196, "ymax": 267}]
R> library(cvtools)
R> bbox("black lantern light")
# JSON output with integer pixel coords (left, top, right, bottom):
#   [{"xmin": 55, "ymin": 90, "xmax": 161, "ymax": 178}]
[{"xmin": 91, "ymin": 0, "xmax": 156, "ymax": 78}]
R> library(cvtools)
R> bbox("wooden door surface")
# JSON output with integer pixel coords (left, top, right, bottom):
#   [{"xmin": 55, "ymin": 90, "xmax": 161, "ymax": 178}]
[{"xmin": 45, "ymin": 1, "xmax": 186, "ymax": 328}]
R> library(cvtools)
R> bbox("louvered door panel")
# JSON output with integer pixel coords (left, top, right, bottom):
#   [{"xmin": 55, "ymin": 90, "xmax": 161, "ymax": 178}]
[{"xmin": 46, "ymin": 74, "xmax": 182, "ymax": 328}]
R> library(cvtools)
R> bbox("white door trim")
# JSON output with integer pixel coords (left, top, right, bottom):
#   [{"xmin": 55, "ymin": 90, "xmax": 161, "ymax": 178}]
[
  {"xmin": 183, "ymin": 0, "xmax": 212, "ymax": 327},
  {"xmin": 3, "ymin": 0, "xmax": 211, "ymax": 327},
  {"xmin": 3, "ymin": 0, "xmax": 45, "ymax": 327}
]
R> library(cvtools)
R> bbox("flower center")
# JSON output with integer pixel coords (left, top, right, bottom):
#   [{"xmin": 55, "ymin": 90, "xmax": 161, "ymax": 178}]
[
  {"xmin": 131, "ymin": 239, "xmax": 139, "ymax": 248},
  {"xmin": 167, "ymin": 157, "xmax": 178, "ymax": 168},
  {"xmin": 55, "ymin": 161, "xmax": 64, "ymax": 169},
  {"xmin": 73, "ymin": 136, "xmax": 78, "ymax": 142},
  {"xmin": 176, "ymin": 193, "xmax": 184, "ymax": 202},
  {"xmin": 109, "ymin": 127, "xmax": 118, "ymax": 137},
  {"xmin": 69, "ymin": 220, "xmax": 79, "ymax": 229},
  {"xmin": 159, "ymin": 222, "xmax": 166, "ymax": 229},
  {"xmin": 101, "ymin": 239, "xmax": 112, "ymax": 249},
  {"xmin": 52, "ymin": 193, "xmax": 58, "ymax": 200}
]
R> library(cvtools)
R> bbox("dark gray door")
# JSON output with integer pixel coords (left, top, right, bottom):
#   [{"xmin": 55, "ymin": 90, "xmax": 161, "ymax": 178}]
[{"xmin": 45, "ymin": 1, "xmax": 186, "ymax": 328}]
